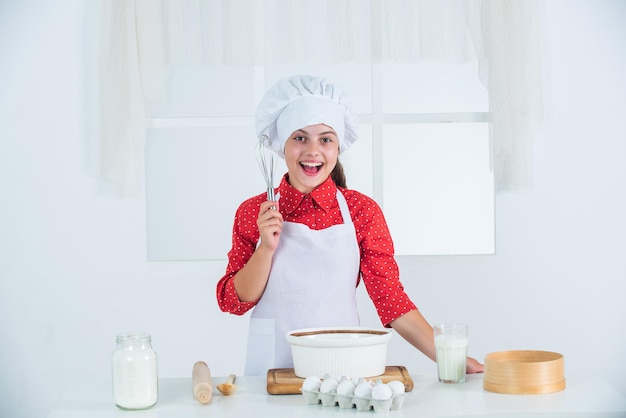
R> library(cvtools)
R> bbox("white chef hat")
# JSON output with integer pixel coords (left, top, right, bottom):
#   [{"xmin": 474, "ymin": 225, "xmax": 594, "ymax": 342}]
[{"xmin": 255, "ymin": 75, "xmax": 358, "ymax": 158}]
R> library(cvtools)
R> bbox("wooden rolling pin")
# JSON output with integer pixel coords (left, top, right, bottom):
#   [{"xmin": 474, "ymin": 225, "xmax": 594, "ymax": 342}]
[{"xmin": 192, "ymin": 361, "xmax": 213, "ymax": 404}]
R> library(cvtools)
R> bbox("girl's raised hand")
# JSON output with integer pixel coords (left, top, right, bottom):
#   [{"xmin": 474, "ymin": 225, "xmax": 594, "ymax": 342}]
[{"xmin": 257, "ymin": 200, "xmax": 283, "ymax": 252}]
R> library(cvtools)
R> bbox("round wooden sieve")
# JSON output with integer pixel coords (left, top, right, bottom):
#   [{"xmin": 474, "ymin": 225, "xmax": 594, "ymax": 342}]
[{"xmin": 483, "ymin": 350, "xmax": 565, "ymax": 395}]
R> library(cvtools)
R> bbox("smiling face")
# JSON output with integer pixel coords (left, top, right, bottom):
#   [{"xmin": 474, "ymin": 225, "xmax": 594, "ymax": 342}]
[{"xmin": 283, "ymin": 124, "xmax": 340, "ymax": 194}]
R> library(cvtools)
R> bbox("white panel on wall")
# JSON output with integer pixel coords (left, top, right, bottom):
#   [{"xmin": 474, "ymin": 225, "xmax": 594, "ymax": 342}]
[
  {"xmin": 146, "ymin": 66, "xmax": 257, "ymax": 117},
  {"xmin": 381, "ymin": 62, "xmax": 488, "ymax": 114},
  {"xmin": 382, "ymin": 123, "xmax": 494, "ymax": 255},
  {"xmin": 145, "ymin": 126, "xmax": 287, "ymax": 261}
]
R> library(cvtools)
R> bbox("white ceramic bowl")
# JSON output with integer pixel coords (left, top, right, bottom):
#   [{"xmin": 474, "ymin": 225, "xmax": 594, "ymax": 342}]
[{"xmin": 286, "ymin": 327, "xmax": 392, "ymax": 378}]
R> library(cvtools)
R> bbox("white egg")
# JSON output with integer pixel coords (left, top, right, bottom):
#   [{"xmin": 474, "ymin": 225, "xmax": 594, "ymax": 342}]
[
  {"xmin": 354, "ymin": 380, "xmax": 373, "ymax": 398},
  {"xmin": 319, "ymin": 377, "xmax": 339, "ymax": 394},
  {"xmin": 371, "ymin": 382, "xmax": 393, "ymax": 400},
  {"xmin": 387, "ymin": 380, "xmax": 406, "ymax": 395},
  {"xmin": 336, "ymin": 380, "xmax": 356, "ymax": 396},
  {"xmin": 302, "ymin": 375, "xmax": 321, "ymax": 392}
]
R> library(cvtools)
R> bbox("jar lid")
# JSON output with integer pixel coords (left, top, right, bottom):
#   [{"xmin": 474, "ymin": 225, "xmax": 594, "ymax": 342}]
[{"xmin": 116, "ymin": 333, "xmax": 151, "ymax": 343}]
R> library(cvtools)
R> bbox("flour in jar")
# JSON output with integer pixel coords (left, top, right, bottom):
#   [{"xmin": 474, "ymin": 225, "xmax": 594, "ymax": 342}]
[{"xmin": 112, "ymin": 334, "xmax": 158, "ymax": 409}]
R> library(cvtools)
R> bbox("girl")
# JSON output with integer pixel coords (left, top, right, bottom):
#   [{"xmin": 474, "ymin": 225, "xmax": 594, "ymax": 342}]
[{"xmin": 216, "ymin": 75, "xmax": 483, "ymax": 376}]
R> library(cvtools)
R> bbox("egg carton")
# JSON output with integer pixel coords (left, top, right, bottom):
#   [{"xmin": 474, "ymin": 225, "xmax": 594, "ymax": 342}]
[{"xmin": 300, "ymin": 380, "xmax": 405, "ymax": 413}]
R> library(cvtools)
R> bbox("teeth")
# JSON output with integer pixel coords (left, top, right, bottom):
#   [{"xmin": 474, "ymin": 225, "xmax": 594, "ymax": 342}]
[{"xmin": 301, "ymin": 162, "xmax": 322, "ymax": 167}]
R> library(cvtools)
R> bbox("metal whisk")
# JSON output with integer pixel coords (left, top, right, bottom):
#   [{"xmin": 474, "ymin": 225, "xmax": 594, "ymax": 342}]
[{"xmin": 256, "ymin": 134, "xmax": 276, "ymax": 204}]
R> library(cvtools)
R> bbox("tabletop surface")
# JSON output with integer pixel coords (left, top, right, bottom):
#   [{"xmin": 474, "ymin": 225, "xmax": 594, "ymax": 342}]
[{"xmin": 47, "ymin": 373, "xmax": 626, "ymax": 418}]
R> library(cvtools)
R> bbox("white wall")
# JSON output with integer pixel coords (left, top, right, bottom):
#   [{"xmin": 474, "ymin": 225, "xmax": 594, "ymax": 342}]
[{"xmin": 1, "ymin": 1, "xmax": 625, "ymax": 417}]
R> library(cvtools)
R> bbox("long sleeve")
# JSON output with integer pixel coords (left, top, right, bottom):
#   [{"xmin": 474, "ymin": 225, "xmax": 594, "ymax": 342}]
[
  {"xmin": 344, "ymin": 190, "xmax": 417, "ymax": 326},
  {"xmin": 216, "ymin": 194, "xmax": 265, "ymax": 315}
]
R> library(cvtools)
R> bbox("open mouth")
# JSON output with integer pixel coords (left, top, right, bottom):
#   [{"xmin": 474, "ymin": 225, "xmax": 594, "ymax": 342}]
[{"xmin": 300, "ymin": 161, "xmax": 323, "ymax": 175}]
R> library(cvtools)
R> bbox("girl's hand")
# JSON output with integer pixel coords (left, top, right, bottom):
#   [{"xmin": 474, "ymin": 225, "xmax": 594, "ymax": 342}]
[
  {"xmin": 466, "ymin": 356, "xmax": 484, "ymax": 374},
  {"xmin": 257, "ymin": 200, "xmax": 283, "ymax": 252}
]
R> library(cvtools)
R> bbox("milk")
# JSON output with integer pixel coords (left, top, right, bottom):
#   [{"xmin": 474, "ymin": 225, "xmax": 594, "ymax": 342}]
[
  {"xmin": 112, "ymin": 334, "xmax": 158, "ymax": 409},
  {"xmin": 434, "ymin": 334, "xmax": 468, "ymax": 383}
]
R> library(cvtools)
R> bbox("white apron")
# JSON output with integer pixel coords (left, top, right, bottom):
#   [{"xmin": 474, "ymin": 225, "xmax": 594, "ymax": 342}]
[{"xmin": 244, "ymin": 190, "xmax": 361, "ymax": 376}]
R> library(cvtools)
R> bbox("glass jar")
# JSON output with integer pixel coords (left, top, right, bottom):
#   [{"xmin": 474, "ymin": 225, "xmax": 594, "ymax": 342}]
[{"xmin": 112, "ymin": 333, "xmax": 158, "ymax": 409}]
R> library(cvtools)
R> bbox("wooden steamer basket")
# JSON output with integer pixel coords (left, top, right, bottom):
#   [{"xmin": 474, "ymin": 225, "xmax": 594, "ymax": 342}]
[{"xmin": 483, "ymin": 350, "xmax": 566, "ymax": 394}]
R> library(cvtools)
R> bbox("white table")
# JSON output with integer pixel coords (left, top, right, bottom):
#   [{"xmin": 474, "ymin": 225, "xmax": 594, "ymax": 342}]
[{"xmin": 47, "ymin": 373, "xmax": 626, "ymax": 418}]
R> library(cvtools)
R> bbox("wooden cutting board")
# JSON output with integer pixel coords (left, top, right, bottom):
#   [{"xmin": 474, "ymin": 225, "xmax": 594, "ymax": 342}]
[{"xmin": 266, "ymin": 365, "xmax": 414, "ymax": 395}]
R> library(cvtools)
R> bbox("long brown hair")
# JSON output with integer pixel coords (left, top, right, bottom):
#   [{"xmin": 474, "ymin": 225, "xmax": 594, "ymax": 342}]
[{"xmin": 331, "ymin": 160, "xmax": 347, "ymax": 188}]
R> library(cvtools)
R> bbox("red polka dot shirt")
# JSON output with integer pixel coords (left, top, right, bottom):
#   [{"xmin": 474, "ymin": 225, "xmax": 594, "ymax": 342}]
[{"xmin": 216, "ymin": 174, "xmax": 417, "ymax": 327}]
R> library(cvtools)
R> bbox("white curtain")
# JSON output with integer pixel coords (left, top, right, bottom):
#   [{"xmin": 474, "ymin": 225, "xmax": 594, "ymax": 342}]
[
  {"xmin": 99, "ymin": 0, "xmax": 168, "ymax": 196},
  {"xmin": 476, "ymin": 0, "xmax": 543, "ymax": 192},
  {"xmin": 99, "ymin": 0, "xmax": 542, "ymax": 195}
]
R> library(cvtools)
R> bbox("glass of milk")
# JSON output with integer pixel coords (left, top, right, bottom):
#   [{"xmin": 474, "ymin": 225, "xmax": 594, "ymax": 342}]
[{"xmin": 434, "ymin": 323, "xmax": 468, "ymax": 383}]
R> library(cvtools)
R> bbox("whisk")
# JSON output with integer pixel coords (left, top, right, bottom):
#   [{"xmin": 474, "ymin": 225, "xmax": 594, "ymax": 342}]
[{"xmin": 256, "ymin": 135, "xmax": 276, "ymax": 205}]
